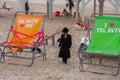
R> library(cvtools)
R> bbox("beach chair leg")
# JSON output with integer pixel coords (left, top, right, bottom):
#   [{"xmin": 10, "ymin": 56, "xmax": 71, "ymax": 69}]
[
  {"xmin": 79, "ymin": 59, "xmax": 81, "ymax": 70},
  {"xmin": 79, "ymin": 53, "xmax": 84, "ymax": 71},
  {"xmin": 2, "ymin": 49, "xmax": 5, "ymax": 61},
  {"xmin": 32, "ymin": 52, "xmax": 35, "ymax": 64},
  {"xmin": 0, "ymin": 48, "xmax": 2, "ymax": 61},
  {"xmin": 78, "ymin": 51, "xmax": 81, "ymax": 70},
  {"xmin": 0, "ymin": 9, "xmax": 1, "ymax": 17},
  {"xmin": 0, "ymin": 55, "xmax": 1, "ymax": 61},
  {"xmin": 43, "ymin": 53, "xmax": 46, "ymax": 61},
  {"xmin": 112, "ymin": 57, "xmax": 120, "ymax": 76},
  {"xmin": 43, "ymin": 44, "xmax": 47, "ymax": 61},
  {"xmin": 29, "ymin": 52, "xmax": 35, "ymax": 66},
  {"xmin": 0, "ymin": 53, "xmax": 3, "ymax": 61},
  {"xmin": 88, "ymin": 56, "xmax": 92, "ymax": 64},
  {"xmin": 116, "ymin": 57, "xmax": 120, "ymax": 75}
]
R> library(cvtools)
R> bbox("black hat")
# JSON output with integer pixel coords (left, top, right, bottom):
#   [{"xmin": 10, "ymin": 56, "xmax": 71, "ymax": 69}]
[{"xmin": 62, "ymin": 27, "xmax": 69, "ymax": 33}]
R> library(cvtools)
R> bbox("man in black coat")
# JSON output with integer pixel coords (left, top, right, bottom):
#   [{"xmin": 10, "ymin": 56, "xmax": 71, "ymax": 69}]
[
  {"xmin": 25, "ymin": 0, "xmax": 29, "ymax": 14},
  {"xmin": 58, "ymin": 27, "xmax": 72, "ymax": 64}
]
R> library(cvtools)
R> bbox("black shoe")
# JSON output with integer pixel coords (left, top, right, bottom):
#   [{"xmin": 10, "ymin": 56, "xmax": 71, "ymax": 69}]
[
  {"xmin": 32, "ymin": 47, "xmax": 41, "ymax": 53},
  {"xmin": 62, "ymin": 61, "xmax": 64, "ymax": 63},
  {"xmin": 64, "ymin": 61, "xmax": 67, "ymax": 64}
]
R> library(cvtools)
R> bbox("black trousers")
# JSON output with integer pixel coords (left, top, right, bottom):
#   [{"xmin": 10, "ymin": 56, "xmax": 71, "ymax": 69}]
[{"xmin": 62, "ymin": 57, "xmax": 68, "ymax": 64}]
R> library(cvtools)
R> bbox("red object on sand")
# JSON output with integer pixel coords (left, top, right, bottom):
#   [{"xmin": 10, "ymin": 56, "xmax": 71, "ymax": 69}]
[
  {"xmin": 75, "ymin": 20, "xmax": 93, "ymax": 30},
  {"xmin": 54, "ymin": 11, "xmax": 62, "ymax": 16}
]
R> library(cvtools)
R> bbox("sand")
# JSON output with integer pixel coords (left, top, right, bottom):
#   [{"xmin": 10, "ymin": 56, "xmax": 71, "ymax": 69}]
[{"xmin": 0, "ymin": 1, "xmax": 120, "ymax": 80}]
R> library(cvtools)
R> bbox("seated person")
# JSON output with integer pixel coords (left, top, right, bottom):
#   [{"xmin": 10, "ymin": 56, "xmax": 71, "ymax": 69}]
[
  {"xmin": 74, "ymin": 12, "xmax": 80, "ymax": 18},
  {"xmin": 62, "ymin": 9, "xmax": 69, "ymax": 16},
  {"xmin": 2, "ymin": 2, "xmax": 12, "ymax": 11}
]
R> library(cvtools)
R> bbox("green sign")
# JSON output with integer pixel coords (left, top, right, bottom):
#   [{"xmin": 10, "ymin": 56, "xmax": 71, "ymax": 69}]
[{"xmin": 86, "ymin": 16, "xmax": 120, "ymax": 56}]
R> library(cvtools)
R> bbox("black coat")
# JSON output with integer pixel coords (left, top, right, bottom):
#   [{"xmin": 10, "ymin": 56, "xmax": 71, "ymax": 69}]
[
  {"xmin": 58, "ymin": 34, "xmax": 72, "ymax": 58},
  {"xmin": 25, "ymin": 1, "xmax": 29, "ymax": 12}
]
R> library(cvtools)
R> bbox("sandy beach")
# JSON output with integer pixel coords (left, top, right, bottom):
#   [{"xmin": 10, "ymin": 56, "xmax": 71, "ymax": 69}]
[{"xmin": 0, "ymin": 1, "xmax": 120, "ymax": 80}]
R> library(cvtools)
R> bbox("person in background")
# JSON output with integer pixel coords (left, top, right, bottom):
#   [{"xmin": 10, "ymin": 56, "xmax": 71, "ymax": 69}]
[
  {"xmin": 62, "ymin": 9, "xmax": 69, "ymax": 17},
  {"xmin": 2, "ymin": 2, "xmax": 7, "ymax": 8},
  {"xmin": 66, "ymin": 0, "xmax": 74, "ymax": 16},
  {"xmin": 58, "ymin": 27, "xmax": 72, "ymax": 64},
  {"xmin": 25, "ymin": 0, "xmax": 29, "ymax": 14},
  {"xmin": 2, "ymin": 2, "xmax": 11, "ymax": 11}
]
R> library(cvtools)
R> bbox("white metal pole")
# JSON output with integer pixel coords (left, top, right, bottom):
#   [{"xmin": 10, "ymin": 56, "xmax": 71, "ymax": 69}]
[
  {"xmin": 18, "ymin": 0, "xmax": 27, "ymax": 11},
  {"xmin": 49, "ymin": 1, "xmax": 53, "ymax": 19},
  {"xmin": 114, "ymin": 0, "xmax": 120, "ymax": 14},
  {"xmin": 81, "ymin": 0, "xmax": 85, "ymax": 21},
  {"xmin": 94, "ymin": 0, "xmax": 96, "ymax": 16},
  {"xmin": 47, "ymin": 0, "xmax": 54, "ymax": 19},
  {"xmin": 108, "ymin": 0, "xmax": 120, "ymax": 14},
  {"xmin": 75, "ymin": 0, "xmax": 80, "ymax": 20}
]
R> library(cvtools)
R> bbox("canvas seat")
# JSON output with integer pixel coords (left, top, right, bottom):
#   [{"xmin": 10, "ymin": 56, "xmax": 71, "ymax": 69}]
[
  {"xmin": 0, "ymin": 11, "xmax": 46, "ymax": 66},
  {"xmin": 78, "ymin": 15, "xmax": 120, "ymax": 76}
]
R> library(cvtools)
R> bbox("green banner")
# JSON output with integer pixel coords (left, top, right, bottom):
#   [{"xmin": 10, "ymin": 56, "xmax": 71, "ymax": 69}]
[{"xmin": 86, "ymin": 16, "xmax": 120, "ymax": 56}]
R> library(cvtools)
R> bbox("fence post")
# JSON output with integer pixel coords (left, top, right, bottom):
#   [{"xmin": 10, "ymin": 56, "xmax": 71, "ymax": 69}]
[
  {"xmin": 45, "ymin": 35, "xmax": 48, "ymax": 45},
  {"xmin": 52, "ymin": 35, "xmax": 55, "ymax": 46}
]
